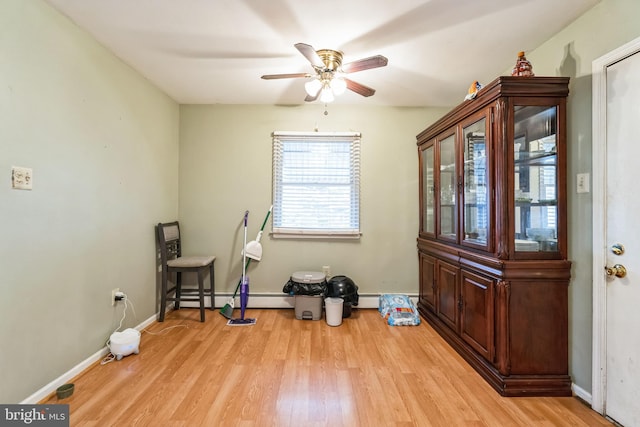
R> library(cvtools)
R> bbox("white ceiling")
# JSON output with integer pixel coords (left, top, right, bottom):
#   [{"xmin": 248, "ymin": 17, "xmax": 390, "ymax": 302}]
[{"xmin": 44, "ymin": 0, "xmax": 599, "ymax": 107}]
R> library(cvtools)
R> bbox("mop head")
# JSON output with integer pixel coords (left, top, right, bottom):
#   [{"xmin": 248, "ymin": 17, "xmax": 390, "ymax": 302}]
[{"xmin": 227, "ymin": 318, "xmax": 257, "ymax": 326}]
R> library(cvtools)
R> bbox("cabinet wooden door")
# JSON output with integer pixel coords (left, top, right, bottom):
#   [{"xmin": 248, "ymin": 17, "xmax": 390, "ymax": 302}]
[
  {"xmin": 461, "ymin": 109, "xmax": 492, "ymax": 252},
  {"xmin": 437, "ymin": 260, "xmax": 459, "ymax": 331},
  {"xmin": 420, "ymin": 142, "xmax": 436, "ymax": 236},
  {"xmin": 511, "ymin": 100, "xmax": 566, "ymax": 260},
  {"xmin": 438, "ymin": 132, "xmax": 457, "ymax": 242},
  {"xmin": 460, "ymin": 270, "xmax": 494, "ymax": 361},
  {"xmin": 419, "ymin": 253, "xmax": 436, "ymax": 311}
]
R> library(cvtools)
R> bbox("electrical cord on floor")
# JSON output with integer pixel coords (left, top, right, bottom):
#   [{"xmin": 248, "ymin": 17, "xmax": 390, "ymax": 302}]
[
  {"xmin": 100, "ymin": 294, "xmax": 187, "ymax": 365},
  {"xmin": 142, "ymin": 325, "xmax": 188, "ymax": 335}
]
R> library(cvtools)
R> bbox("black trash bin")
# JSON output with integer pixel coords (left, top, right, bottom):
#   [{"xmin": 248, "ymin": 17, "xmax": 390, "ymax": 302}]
[{"xmin": 326, "ymin": 275, "xmax": 359, "ymax": 318}]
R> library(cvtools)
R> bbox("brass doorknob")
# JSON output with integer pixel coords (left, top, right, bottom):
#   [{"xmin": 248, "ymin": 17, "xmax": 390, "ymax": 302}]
[{"xmin": 605, "ymin": 264, "xmax": 627, "ymax": 278}]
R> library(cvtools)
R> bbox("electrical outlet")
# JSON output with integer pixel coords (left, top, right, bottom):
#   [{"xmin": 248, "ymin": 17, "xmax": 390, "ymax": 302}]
[
  {"xmin": 111, "ymin": 288, "xmax": 120, "ymax": 306},
  {"xmin": 322, "ymin": 265, "xmax": 331, "ymax": 278}
]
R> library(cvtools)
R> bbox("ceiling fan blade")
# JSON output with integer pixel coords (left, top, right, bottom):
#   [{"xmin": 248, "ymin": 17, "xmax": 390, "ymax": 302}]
[
  {"xmin": 342, "ymin": 55, "xmax": 388, "ymax": 74},
  {"xmin": 261, "ymin": 73, "xmax": 311, "ymax": 80},
  {"xmin": 345, "ymin": 78, "xmax": 376, "ymax": 97},
  {"xmin": 294, "ymin": 43, "xmax": 324, "ymax": 69},
  {"xmin": 304, "ymin": 93, "xmax": 319, "ymax": 102}
]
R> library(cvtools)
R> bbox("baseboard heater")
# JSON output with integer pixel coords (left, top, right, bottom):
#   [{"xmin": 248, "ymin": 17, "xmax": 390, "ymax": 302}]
[{"xmin": 178, "ymin": 293, "xmax": 419, "ymax": 310}]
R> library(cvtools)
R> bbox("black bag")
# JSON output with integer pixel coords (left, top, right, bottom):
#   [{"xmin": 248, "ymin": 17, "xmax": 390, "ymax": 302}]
[{"xmin": 282, "ymin": 279, "xmax": 327, "ymax": 296}]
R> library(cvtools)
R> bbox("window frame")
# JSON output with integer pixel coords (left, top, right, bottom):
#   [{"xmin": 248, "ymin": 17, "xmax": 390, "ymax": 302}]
[{"xmin": 271, "ymin": 131, "xmax": 361, "ymax": 239}]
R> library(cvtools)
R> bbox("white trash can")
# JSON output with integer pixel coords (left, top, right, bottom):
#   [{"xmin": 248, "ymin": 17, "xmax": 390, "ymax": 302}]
[{"xmin": 325, "ymin": 297, "xmax": 344, "ymax": 327}]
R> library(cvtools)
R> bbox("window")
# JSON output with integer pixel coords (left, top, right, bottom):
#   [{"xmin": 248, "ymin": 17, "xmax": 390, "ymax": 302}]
[{"xmin": 272, "ymin": 131, "xmax": 361, "ymax": 238}]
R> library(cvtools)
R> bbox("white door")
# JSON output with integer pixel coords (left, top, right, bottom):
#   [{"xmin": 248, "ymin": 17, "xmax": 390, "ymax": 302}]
[{"xmin": 593, "ymin": 37, "xmax": 640, "ymax": 426}]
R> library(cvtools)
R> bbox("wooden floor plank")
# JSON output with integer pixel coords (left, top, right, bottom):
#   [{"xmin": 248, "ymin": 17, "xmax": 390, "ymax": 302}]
[{"xmin": 42, "ymin": 308, "xmax": 612, "ymax": 426}]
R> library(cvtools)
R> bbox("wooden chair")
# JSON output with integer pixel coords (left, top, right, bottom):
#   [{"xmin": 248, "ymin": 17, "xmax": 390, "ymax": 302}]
[{"xmin": 156, "ymin": 221, "xmax": 215, "ymax": 322}]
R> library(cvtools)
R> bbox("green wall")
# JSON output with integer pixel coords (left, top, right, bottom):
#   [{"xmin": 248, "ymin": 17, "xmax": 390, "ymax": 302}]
[
  {"xmin": 0, "ymin": 0, "xmax": 179, "ymax": 402},
  {"xmin": 177, "ymin": 104, "xmax": 447, "ymax": 298}
]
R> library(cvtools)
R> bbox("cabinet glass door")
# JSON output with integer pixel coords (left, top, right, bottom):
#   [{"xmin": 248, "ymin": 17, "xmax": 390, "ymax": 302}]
[
  {"xmin": 513, "ymin": 105, "xmax": 558, "ymax": 252},
  {"xmin": 439, "ymin": 134, "xmax": 456, "ymax": 240},
  {"xmin": 422, "ymin": 144, "xmax": 435, "ymax": 234},
  {"xmin": 462, "ymin": 118, "xmax": 488, "ymax": 247}
]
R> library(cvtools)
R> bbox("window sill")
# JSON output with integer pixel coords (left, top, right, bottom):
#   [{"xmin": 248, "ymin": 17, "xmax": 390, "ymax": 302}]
[{"xmin": 271, "ymin": 231, "xmax": 361, "ymax": 240}]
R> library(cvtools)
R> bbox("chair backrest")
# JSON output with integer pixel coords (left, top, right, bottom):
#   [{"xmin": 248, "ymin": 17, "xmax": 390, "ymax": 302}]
[{"xmin": 157, "ymin": 221, "xmax": 182, "ymax": 264}]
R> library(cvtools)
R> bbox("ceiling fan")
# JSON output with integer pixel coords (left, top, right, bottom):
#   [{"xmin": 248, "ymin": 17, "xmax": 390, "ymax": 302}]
[{"xmin": 261, "ymin": 43, "xmax": 388, "ymax": 103}]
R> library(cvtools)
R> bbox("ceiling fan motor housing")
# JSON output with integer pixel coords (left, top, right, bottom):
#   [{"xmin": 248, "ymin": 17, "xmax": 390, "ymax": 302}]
[{"xmin": 316, "ymin": 49, "xmax": 343, "ymax": 72}]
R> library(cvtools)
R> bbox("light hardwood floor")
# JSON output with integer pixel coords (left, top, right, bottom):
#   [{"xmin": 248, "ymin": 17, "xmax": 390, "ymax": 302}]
[{"xmin": 44, "ymin": 308, "xmax": 612, "ymax": 426}]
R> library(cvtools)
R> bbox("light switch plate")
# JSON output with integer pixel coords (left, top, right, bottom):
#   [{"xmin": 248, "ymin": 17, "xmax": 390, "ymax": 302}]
[
  {"xmin": 11, "ymin": 166, "xmax": 33, "ymax": 190},
  {"xmin": 577, "ymin": 173, "xmax": 589, "ymax": 193}
]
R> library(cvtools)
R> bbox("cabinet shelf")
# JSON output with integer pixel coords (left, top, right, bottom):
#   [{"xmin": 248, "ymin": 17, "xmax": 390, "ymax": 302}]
[
  {"xmin": 515, "ymin": 151, "xmax": 557, "ymax": 166},
  {"xmin": 515, "ymin": 200, "xmax": 557, "ymax": 206}
]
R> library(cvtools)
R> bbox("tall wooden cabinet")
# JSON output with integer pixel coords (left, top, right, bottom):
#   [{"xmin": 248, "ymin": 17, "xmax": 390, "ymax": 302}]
[{"xmin": 416, "ymin": 76, "xmax": 571, "ymax": 397}]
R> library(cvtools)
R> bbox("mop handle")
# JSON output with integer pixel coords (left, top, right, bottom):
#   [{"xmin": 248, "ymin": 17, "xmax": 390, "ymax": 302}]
[
  {"xmin": 231, "ymin": 207, "xmax": 272, "ymax": 297},
  {"xmin": 242, "ymin": 211, "xmax": 249, "ymax": 279}
]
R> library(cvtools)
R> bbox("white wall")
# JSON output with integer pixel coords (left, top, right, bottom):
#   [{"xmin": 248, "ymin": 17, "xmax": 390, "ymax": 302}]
[
  {"xmin": 525, "ymin": 0, "xmax": 640, "ymax": 394},
  {"xmin": 178, "ymin": 104, "xmax": 448, "ymax": 299},
  {"xmin": 0, "ymin": 1, "xmax": 179, "ymax": 403}
]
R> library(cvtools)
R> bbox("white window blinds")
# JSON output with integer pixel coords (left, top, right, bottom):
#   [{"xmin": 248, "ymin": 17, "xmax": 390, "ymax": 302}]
[{"xmin": 272, "ymin": 131, "xmax": 361, "ymax": 238}]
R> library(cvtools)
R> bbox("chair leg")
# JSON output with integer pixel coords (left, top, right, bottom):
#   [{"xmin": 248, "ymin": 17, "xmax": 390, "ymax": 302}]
[
  {"xmin": 209, "ymin": 262, "xmax": 215, "ymax": 310},
  {"xmin": 175, "ymin": 271, "xmax": 182, "ymax": 310},
  {"xmin": 159, "ymin": 267, "xmax": 168, "ymax": 322},
  {"xmin": 197, "ymin": 269, "xmax": 205, "ymax": 322}
]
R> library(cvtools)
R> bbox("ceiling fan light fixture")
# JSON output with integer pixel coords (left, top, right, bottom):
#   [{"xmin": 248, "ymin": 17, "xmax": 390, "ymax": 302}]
[
  {"xmin": 305, "ymin": 78, "xmax": 322, "ymax": 96},
  {"xmin": 320, "ymin": 86, "xmax": 335, "ymax": 103},
  {"xmin": 330, "ymin": 77, "xmax": 347, "ymax": 95}
]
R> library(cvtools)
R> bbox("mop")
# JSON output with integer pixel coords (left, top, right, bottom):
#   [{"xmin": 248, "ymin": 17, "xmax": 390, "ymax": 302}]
[
  {"xmin": 220, "ymin": 206, "xmax": 272, "ymax": 319},
  {"xmin": 227, "ymin": 210, "xmax": 257, "ymax": 326},
  {"xmin": 219, "ymin": 258, "xmax": 249, "ymax": 319}
]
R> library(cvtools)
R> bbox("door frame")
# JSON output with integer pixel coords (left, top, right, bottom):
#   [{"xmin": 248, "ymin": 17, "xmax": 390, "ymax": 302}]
[{"xmin": 591, "ymin": 35, "xmax": 640, "ymax": 415}]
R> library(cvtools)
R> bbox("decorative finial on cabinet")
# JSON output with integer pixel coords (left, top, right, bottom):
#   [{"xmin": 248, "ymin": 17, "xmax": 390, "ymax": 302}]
[{"xmin": 511, "ymin": 51, "xmax": 535, "ymax": 77}]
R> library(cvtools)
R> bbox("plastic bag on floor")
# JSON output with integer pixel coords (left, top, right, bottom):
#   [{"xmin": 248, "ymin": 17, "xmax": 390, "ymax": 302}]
[{"xmin": 378, "ymin": 294, "xmax": 421, "ymax": 326}]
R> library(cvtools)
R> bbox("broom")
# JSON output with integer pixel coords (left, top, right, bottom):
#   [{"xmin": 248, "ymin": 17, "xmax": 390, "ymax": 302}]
[
  {"xmin": 220, "ymin": 207, "xmax": 272, "ymax": 319},
  {"xmin": 243, "ymin": 205, "xmax": 272, "ymax": 261}
]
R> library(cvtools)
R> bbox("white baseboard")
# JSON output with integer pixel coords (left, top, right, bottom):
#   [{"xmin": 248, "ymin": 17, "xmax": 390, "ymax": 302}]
[
  {"xmin": 21, "ymin": 314, "xmax": 157, "ymax": 404},
  {"xmin": 572, "ymin": 383, "xmax": 592, "ymax": 406}
]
